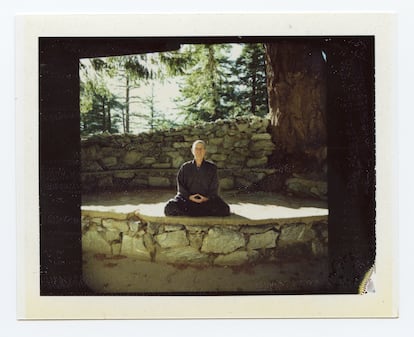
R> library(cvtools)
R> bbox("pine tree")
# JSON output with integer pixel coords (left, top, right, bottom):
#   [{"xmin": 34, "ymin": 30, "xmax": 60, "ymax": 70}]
[
  {"xmin": 231, "ymin": 43, "xmax": 269, "ymax": 117},
  {"xmin": 80, "ymin": 63, "xmax": 123, "ymax": 135},
  {"xmin": 175, "ymin": 44, "xmax": 234, "ymax": 122}
]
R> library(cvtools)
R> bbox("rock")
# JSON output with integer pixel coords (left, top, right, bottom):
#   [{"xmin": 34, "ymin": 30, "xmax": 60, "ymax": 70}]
[
  {"xmin": 249, "ymin": 140, "xmax": 275, "ymax": 152},
  {"xmin": 104, "ymin": 229, "xmax": 121, "ymax": 243},
  {"xmin": 101, "ymin": 156, "xmax": 118, "ymax": 167},
  {"xmin": 208, "ymin": 138, "xmax": 223, "ymax": 145},
  {"xmin": 121, "ymin": 235, "xmax": 151, "ymax": 260},
  {"xmin": 141, "ymin": 157, "xmax": 156, "ymax": 166},
  {"xmin": 128, "ymin": 220, "xmax": 142, "ymax": 233},
  {"xmin": 240, "ymin": 225, "xmax": 274, "ymax": 234},
  {"xmin": 102, "ymin": 219, "xmax": 129, "ymax": 232},
  {"xmin": 164, "ymin": 225, "xmax": 184, "ymax": 232},
  {"xmin": 278, "ymin": 223, "xmax": 315, "ymax": 247},
  {"xmin": 251, "ymin": 133, "xmax": 272, "ymax": 141},
  {"xmin": 246, "ymin": 157, "xmax": 268, "ymax": 168},
  {"xmin": 214, "ymin": 251, "xmax": 249, "ymax": 266},
  {"xmin": 97, "ymin": 175, "xmax": 113, "ymax": 188},
  {"xmin": 173, "ymin": 142, "xmax": 192, "ymax": 149},
  {"xmin": 285, "ymin": 178, "xmax": 327, "ymax": 200},
  {"xmin": 82, "ymin": 231, "xmax": 111, "ymax": 254},
  {"xmin": 123, "ymin": 151, "xmax": 142, "ymax": 165},
  {"xmin": 156, "ymin": 247, "xmax": 210, "ymax": 264},
  {"xmin": 143, "ymin": 233, "xmax": 156, "ymax": 256},
  {"xmin": 185, "ymin": 225, "xmax": 210, "ymax": 233},
  {"xmin": 211, "ymin": 154, "xmax": 227, "ymax": 162},
  {"xmin": 311, "ymin": 239, "xmax": 328, "ymax": 257},
  {"xmin": 234, "ymin": 139, "xmax": 249, "ymax": 148},
  {"xmin": 82, "ymin": 161, "xmax": 103, "ymax": 172},
  {"xmin": 247, "ymin": 230, "xmax": 279, "ymax": 250},
  {"xmin": 148, "ymin": 176, "xmax": 170, "ymax": 187},
  {"xmin": 130, "ymin": 178, "xmax": 148, "ymax": 187},
  {"xmin": 152, "ymin": 163, "xmax": 172, "ymax": 169},
  {"xmin": 171, "ymin": 155, "xmax": 184, "ymax": 168},
  {"xmin": 219, "ymin": 177, "xmax": 234, "ymax": 190},
  {"xmin": 81, "ymin": 145, "xmax": 98, "ymax": 160},
  {"xmin": 236, "ymin": 123, "xmax": 249, "ymax": 132},
  {"xmin": 111, "ymin": 242, "xmax": 122, "ymax": 255},
  {"xmin": 201, "ymin": 228, "xmax": 245, "ymax": 254},
  {"xmin": 113, "ymin": 171, "xmax": 135, "ymax": 179},
  {"xmin": 147, "ymin": 223, "xmax": 160, "ymax": 235},
  {"xmin": 188, "ymin": 232, "xmax": 204, "ymax": 250},
  {"xmin": 155, "ymin": 230, "xmax": 189, "ymax": 248}
]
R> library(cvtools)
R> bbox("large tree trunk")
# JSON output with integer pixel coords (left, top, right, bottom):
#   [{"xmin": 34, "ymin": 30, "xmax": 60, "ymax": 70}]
[{"xmin": 265, "ymin": 40, "xmax": 327, "ymax": 177}]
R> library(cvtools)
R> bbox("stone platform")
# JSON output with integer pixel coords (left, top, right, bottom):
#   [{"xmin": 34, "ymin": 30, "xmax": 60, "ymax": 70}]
[{"xmin": 81, "ymin": 190, "xmax": 328, "ymax": 267}]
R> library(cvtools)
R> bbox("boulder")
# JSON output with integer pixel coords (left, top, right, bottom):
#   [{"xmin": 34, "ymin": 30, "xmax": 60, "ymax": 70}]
[
  {"xmin": 214, "ymin": 251, "xmax": 249, "ymax": 266},
  {"xmin": 101, "ymin": 156, "xmax": 117, "ymax": 168},
  {"xmin": 247, "ymin": 230, "xmax": 279, "ymax": 250},
  {"xmin": 201, "ymin": 228, "xmax": 245, "ymax": 254},
  {"xmin": 188, "ymin": 232, "xmax": 204, "ymax": 250},
  {"xmin": 113, "ymin": 171, "xmax": 135, "ymax": 179},
  {"xmin": 121, "ymin": 235, "xmax": 151, "ymax": 261},
  {"xmin": 155, "ymin": 230, "xmax": 189, "ymax": 248},
  {"xmin": 102, "ymin": 219, "xmax": 129, "ymax": 232},
  {"xmin": 148, "ymin": 176, "xmax": 170, "ymax": 187},
  {"xmin": 219, "ymin": 177, "xmax": 234, "ymax": 190},
  {"xmin": 82, "ymin": 231, "xmax": 112, "ymax": 254},
  {"xmin": 278, "ymin": 223, "xmax": 315, "ymax": 247},
  {"xmin": 156, "ymin": 247, "xmax": 210, "ymax": 264},
  {"xmin": 123, "ymin": 151, "xmax": 142, "ymax": 165},
  {"xmin": 246, "ymin": 157, "xmax": 268, "ymax": 168},
  {"xmin": 251, "ymin": 133, "xmax": 272, "ymax": 141}
]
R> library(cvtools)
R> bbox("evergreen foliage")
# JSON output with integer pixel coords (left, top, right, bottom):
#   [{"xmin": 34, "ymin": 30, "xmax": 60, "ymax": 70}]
[{"xmin": 79, "ymin": 43, "xmax": 269, "ymax": 135}]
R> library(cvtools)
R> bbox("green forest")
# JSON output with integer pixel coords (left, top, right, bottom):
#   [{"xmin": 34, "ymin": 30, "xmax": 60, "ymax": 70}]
[{"xmin": 80, "ymin": 43, "xmax": 268, "ymax": 136}]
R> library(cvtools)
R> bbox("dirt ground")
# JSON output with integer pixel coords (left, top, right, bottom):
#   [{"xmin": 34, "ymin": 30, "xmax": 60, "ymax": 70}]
[{"xmin": 82, "ymin": 252, "xmax": 329, "ymax": 294}]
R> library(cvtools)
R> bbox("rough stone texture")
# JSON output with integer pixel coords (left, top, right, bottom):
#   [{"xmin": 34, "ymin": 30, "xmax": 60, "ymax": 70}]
[
  {"xmin": 185, "ymin": 225, "xmax": 210, "ymax": 233},
  {"xmin": 104, "ymin": 229, "xmax": 121, "ymax": 243},
  {"xmin": 201, "ymin": 228, "xmax": 245, "ymax": 254},
  {"xmin": 81, "ymin": 211, "xmax": 328, "ymax": 266},
  {"xmin": 81, "ymin": 117, "xmax": 281, "ymax": 193},
  {"xmin": 247, "ymin": 230, "xmax": 279, "ymax": 250},
  {"xmin": 113, "ymin": 171, "xmax": 135, "ymax": 179},
  {"xmin": 240, "ymin": 225, "xmax": 275, "ymax": 234},
  {"xmin": 188, "ymin": 232, "xmax": 204, "ymax": 250},
  {"xmin": 128, "ymin": 220, "xmax": 142, "ymax": 233},
  {"xmin": 164, "ymin": 224, "xmax": 184, "ymax": 232},
  {"xmin": 278, "ymin": 223, "xmax": 315, "ymax": 247},
  {"xmin": 102, "ymin": 219, "xmax": 129, "ymax": 232},
  {"xmin": 286, "ymin": 178, "xmax": 327, "ymax": 200},
  {"xmin": 155, "ymin": 230, "xmax": 189, "ymax": 249},
  {"xmin": 123, "ymin": 151, "xmax": 142, "ymax": 165},
  {"xmin": 82, "ymin": 230, "xmax": 112, "ymax": 255},
  {"xmin": 111, "ymin": 242, "xmax": 122, "ymax": 255},
  {"xmin": 121, "ymin": 236, "xmax": 151, "ymax": 261},
  {"xmin": 148, "ymin": 176, "xmax": 170, "ymax": 187},
  {"xmin": 219, "ymin": 177, "xmax": 234, "ymax": 190},
  {"xmin": 143, "ymin": 233, "xmax": 156, "ymax": 256},
  {"xmin": 311, "ymin": 239, "xmax": 328, "ymax": 257},
  {"xmin": 214, "ymin": 251, "xmax": 249, "ymax": 266},
  {"xmin": 156, "ymin": 247, "xmax": 210, "ymax": 264}
]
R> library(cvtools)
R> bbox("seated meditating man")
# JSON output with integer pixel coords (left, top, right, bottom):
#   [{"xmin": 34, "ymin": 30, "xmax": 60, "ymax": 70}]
[{"xmin": 164, "ymin": 140, "xmax": 230, "ymax": 217}]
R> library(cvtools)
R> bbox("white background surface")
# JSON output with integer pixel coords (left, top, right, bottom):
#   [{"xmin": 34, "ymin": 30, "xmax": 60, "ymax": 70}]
[{"xmin": 2, "ymin": 0, "xmax": 412, "ymax": 336}]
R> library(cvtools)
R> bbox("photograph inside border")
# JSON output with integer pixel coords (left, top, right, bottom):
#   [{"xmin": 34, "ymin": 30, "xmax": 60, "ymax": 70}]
[{"xmin": 39, "ymin": 37, "xmax": 375, "ymax": 295}]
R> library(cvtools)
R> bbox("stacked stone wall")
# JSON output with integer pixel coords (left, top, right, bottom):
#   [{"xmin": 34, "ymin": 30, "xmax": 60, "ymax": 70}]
[
  {"xmin": 81, "ymin": 117, "xmax": 276, "ymax": 192},
  {"xmin": 81, "ymin": 211, "xmax": 328, "ymax": 266}
]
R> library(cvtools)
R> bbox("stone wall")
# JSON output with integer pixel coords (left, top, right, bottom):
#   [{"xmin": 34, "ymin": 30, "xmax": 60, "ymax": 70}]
[
  {"xmin": 81, "ymin": 117, "xmax": 276, "ymax": 192},
  {"xmin": 81, "ymin": 211, "xmax": 328, "ymax": 266}
]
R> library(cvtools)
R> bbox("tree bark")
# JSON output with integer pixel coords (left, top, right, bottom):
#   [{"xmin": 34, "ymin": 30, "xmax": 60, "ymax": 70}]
[{"xmin": 264, "ymin": 40, "xmax": 327, "ymax": 175}]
